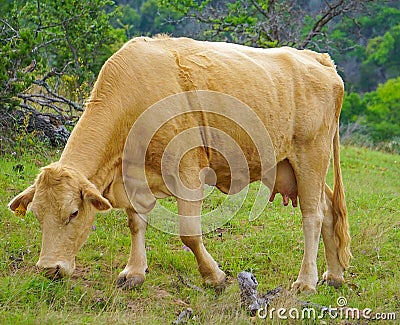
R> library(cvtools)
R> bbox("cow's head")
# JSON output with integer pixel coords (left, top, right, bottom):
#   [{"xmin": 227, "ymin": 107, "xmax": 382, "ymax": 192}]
[{"xmin": 8, "ymin": 163, "xmax": 111, "ymax": 279}]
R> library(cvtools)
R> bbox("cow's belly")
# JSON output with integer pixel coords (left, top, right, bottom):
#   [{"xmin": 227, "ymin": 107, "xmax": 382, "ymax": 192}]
[{"xmin": 210, "ymin": 153, "xmax": 263, "ymax": 195}]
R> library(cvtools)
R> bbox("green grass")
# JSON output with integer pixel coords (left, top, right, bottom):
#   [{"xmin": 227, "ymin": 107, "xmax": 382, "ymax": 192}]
[{"xmin": 0, "ymin": 146, "xmax": 399, "ymax": 324}]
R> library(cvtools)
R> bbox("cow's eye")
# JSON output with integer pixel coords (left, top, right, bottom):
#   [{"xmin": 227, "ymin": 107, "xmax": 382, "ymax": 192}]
[{"xmin": 68, "ymin": 210, "xmax": 79, "ymax": 223}]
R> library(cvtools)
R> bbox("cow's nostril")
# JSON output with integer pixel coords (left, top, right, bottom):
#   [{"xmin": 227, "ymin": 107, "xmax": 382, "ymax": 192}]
[
  {"xmin": 36, "ymin": 260, "xmax": 75, "ymax": 278},
  {"xmin": 42, "ymin": 266, "xmax": 63, "ymax": 280}
]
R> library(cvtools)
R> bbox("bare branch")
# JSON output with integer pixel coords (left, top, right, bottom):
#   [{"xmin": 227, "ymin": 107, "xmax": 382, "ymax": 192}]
[
  {"xmin": 18, "ymin": 93, "xmax": 66, "ymax": 117},
  {"xmin": 300, "ymin": 0, "xmax": 344, "ymax": 49},
  {"xmin": 34, "ymin": 13, "xmax": 90, "ymax": 31},
  {"xmin": 0, "ymin": 18, "xmax": 18, "ymax": 34},
  {"xmin": 32, "ymin": 38, "xmax": 61, "ymax": 53},
  {"xmin": 177, "ymin": 275, "xmax": 206, "ymax": 293},
  {"xmin": 33, "ymin": 79, "xmax": 83, "ymax": 112},
  {"xmin": 300, "ymin": 0, "xmax": 374, "ymax": 49},
  {"xmin": 0, "ymin": 18, "xmax": 20, "ymax": 43},
  {"xmin": 249, "ymin": 0, "xmax": 269, "ymax": 19},
  {"xmin": 62, "ymin": 21, "xmax": 81, "ymax": 72},
  {"xmin": 35, "ymin": 0, "xmax": 42, "ymax": 38}
]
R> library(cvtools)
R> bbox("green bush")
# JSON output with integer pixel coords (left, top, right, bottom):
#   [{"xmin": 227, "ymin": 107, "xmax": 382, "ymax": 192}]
[
  {"xmin": 0, "ymin": 0, "xmax": 126, "ymax": 112},
  {"xmin": 364, "ymin": 77, "xmax": 400, "ymax": 141},
  {"xmin": 341, "ymin": 77, "xmax": 400, "ymax": 151}
]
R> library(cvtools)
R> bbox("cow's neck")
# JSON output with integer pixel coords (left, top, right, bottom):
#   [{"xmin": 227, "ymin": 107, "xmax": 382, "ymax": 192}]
[{"xmin": 59, "ymin": 105, "xmax": 128, "ymax": 193}]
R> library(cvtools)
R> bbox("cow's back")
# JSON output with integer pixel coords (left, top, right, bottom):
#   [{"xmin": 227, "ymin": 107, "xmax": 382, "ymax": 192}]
[{"xmin": 111, "ymin": 37, "xmax": 343, "ymax": 156}]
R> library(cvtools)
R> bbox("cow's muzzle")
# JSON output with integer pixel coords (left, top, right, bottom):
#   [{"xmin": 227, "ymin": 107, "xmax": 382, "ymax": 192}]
[{"xmin": 36, "ymin": 259, "xmax": 75, "ymax": 279}]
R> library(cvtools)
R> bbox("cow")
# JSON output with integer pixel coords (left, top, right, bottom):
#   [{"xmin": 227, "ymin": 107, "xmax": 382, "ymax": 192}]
[{"xmin": 9, "ymin": 36, "xmax": 351, "ymax": 292}]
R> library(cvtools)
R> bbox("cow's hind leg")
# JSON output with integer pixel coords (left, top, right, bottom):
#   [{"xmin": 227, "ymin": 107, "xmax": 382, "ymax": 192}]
[
  {"xmin": 177, "ymin": 198, "xmax": 226, "ymax": 288},
  {"xmin": 292, "ymin": 208, "xmax": 323, "ymax": 292},
  {"xmin": 321, "ymin": 185, "xmax": 344, "ymax": 288},
  {"xmin": 116, "ymin": 208, "xmax": 148, "ymax": 289},
  {"xmin": 290, "ymin": 151, "xmax": 330, "ymax": 292}
]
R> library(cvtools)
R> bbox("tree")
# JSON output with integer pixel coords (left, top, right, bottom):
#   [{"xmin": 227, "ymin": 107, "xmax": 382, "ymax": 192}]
[
  {"xmin": 113, "ymin": 4, "xmax": 141, "ymax": 39},
  {"xmin": 160, "ymin": 0, "xmax": 375, "ymax": 50},
  {"xmin": 341, "ymin": 92, "xmax": 367, "ymax": 124},
  {"xmin": 0, "ymin": 0, "xmax": 125, "ymax": 145},
  {"xmin": 364, "ymin": 77, "xmax": 400, "ymax": 141},
  {"xmin": 112, "ymin": 0, "xmax": 184, "ymax": 39},
  {"xmin": 327, "ymin": 3, "xmax": 400, "ymax": 91},
  {"xmin": 360, "ymin": 24, "xmax": 400, "ymax": 91},
  {"xmin": 341, "ymin": 77, "xmax": 400, "ymax": 145}
]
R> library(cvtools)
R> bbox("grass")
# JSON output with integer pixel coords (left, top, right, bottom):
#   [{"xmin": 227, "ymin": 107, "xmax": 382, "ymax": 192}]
[{"xmin": 0, "ymin": 145, "xmax": 399, "ymax": 324}]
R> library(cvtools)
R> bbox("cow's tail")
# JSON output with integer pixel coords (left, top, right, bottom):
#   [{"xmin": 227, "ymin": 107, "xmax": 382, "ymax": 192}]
[{"xmin": 332, "ymin": 126, "xmax": 352, "ymax": 269}]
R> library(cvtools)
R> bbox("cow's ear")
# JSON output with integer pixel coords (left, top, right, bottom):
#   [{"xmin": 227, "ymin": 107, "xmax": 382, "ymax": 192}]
[
  {"xmin": 9, "ymin": 185, "xmax": 36, "ymax": 212},
  {"xmin": 83, "ymin": 186, "xmax": 112, "ymax": 211}
]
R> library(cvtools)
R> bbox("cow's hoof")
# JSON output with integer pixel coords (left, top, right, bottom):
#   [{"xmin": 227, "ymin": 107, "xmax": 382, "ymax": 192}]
[
  {"xmin": 322, "ymin": 271, "xmax": 344, "ymax": 289},
  {"xmin": 291, "ymin": 280, "xmax": 317, "ymax": 293},
  {"xmin": 203, "ymin": 269, "xmax": 226, "ymax": 289},
  {"xmin": 116, "ymin": 274, "xmax": 145, "ymax": 290}
]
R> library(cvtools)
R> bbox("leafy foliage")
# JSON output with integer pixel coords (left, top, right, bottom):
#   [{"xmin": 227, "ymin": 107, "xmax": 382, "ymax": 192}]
[
  {"xmin": 329, "ymin": 3, "xmax": 400, "ymax": 92},
  {"xmin": 0, "ymin": 0, "xmax": 126, "ymax": 148},
  {"xmin": 0, "ymin": 0, "xmax": 125, "ymax": 113},
  {"xmin": 341, "ymin": 77, "xmax": 400, "ymax": 147},
  {"xmin": 361, "ymin": 24, "xmax": 400, "ymax": 89},
  {"xmin": 114, "ymin": 0, "xmax": 183, "ymax": 38},
  {"xmin": 160, "ymin": 0, "xmax": 375, "ymax": 49},
  {"xmin": 341, "ymin": 92, "xmax": 367, "ymax": 124},
  {"xmin": 364, "ymin": 77, "xmax": 400, "ymax": 141}
]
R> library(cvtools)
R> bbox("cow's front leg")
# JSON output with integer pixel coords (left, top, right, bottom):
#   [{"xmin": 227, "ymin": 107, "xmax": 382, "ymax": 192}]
[
  {"xmin": 177, "ymin": 198, "xmax": 226, "ymax": 288},
  {"xmin": 116, "ymin": 208, "xmax": 148, "ymax": 289}
]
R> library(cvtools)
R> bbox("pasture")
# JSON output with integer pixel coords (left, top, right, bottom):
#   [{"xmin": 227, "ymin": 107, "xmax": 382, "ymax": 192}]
[{"xmin": 1, "ymin": 145, "xmax": 399, "ymax": 324}]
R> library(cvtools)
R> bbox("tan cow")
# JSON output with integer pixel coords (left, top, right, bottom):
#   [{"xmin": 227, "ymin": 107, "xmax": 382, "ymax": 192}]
[{"xmin": 9, "ymin": 36, "xmax": 351, "ymax": 292}]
